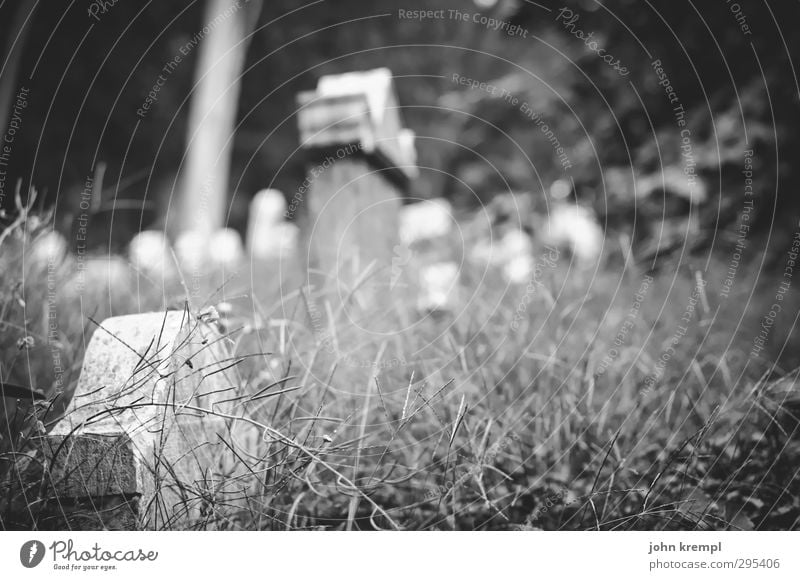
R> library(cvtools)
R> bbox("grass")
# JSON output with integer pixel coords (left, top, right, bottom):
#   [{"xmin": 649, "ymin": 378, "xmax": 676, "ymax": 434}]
[{"xmin": 1, "ymin": 196, "xmax": 799, "ymax": 530}]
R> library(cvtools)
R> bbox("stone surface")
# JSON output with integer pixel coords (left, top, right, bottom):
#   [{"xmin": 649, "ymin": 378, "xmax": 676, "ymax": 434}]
[
  {"xmin": 296, "ymin": 68, "xmax": 417, "ymax": 300},
  {"xmin": 297, "ymin": 68, "xmax": 417, "ymax": 178},
  {"xmin": 45, "ymin": 311, "xmax": 240, "ymax": 529}
]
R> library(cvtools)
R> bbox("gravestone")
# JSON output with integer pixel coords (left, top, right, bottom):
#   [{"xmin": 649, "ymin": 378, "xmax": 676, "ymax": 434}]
[
  {"xmin": 43, "ymin": 311, "xmax": 240, "ymax": 530},
  {"xmin": 128, "ymin": 230, "xmax": 175, "ymax": 280},
  {"xmin": 246, "ymin": 189, "xmax": 299, "ymax": 261},
  {"xmin": 175, "ymin": 230, "xmax": 208, "ymax": 275},
  {"xmin": 296, "ymin": 68, "xmax": 417, "ymax": 297},
  {"xmin": 418, "ymin": 261, "xmax": 460, "ymax": 313},
  {"xmin": 209, "ymin": 227, "xmax": 243, "ymax": 269},
  {"xmin": 28, "ymin": 230, "xmax": 69, "ymax": 269},
  {"xmin": 399, "ymin": 198, "xmax": 453, "ymax": 247}
]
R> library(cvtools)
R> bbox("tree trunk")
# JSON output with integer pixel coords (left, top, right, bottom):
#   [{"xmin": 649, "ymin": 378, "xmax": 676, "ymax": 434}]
[{"xmin": 172, "ymin": 0, "xmax": 262, "ymax": 237}]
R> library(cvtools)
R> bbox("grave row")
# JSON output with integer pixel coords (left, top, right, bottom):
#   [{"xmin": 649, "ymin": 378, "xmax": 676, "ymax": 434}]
[
  {"xmin": 17, "ymin": 69, "xmax": 452, "ymax": 529},
  {"xmin": 15, "ymin": 68, "xmax": 603, "ymax": 529}
]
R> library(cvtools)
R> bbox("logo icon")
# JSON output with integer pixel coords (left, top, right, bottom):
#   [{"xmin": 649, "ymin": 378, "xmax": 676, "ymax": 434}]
[{"xmin": 20, "ymin": 540, "xmax": 45, "ymax": 568}]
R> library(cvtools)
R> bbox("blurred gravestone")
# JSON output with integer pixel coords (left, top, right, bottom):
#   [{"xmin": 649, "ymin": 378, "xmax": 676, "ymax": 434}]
[
  {"xmin": 128, "ymin": 230, "xmax": 176, "ymax": 281},
  {"xmin": 209, "ymin": 228, "xmax": 244, "ymax": 270},
  {"xmin": 296, "ymin": 68, "xmax": 417, "ymax": 300},
  {"xmin": 246, "ymin": 189, "xmax": 301, "ymax": 296},
  {"xmin": 246, "ymin": 189, "xmax": 299, "ymax": 262},
  {"xmin": 43, "ymin": 311, "xmax": 239, "ymax": 530},
  {"xmin": 418, "ymin": 261, "xmax": 460, "ymax": 313}
]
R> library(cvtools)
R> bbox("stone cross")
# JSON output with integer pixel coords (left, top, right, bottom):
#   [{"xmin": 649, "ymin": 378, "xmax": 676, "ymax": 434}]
[
  {"xmin": 43, "ymin": 311, "xmax": 240, "ymax": 530},
  {"xmin": 296, "ymin": 68, "xmax": 417, "ymax": 297}
]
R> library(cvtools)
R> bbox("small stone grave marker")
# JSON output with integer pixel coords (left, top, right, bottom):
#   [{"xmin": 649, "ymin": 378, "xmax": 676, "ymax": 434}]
[
  {"xmin": 246, "ymin": 189, "xmax": 299, "ymax": 261},
  {"xmin": 44, "ymin": 310, "xmax": 240, "ymax": 530}
]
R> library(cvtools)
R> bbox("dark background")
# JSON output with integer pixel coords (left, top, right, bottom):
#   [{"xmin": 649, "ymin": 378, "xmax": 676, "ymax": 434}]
[{"xmin": 0, "ymin": 0, "xmax": 797, "ymax": 251}]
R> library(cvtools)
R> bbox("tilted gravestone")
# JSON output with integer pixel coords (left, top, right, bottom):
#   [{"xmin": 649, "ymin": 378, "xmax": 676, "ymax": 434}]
[
  {"xmin": 296, "ymin": 68, "xmax": 417, "ymax": 296},
  {"xmin": 43, "ymin": 311, "xmax": 240, "ymax": 530}
]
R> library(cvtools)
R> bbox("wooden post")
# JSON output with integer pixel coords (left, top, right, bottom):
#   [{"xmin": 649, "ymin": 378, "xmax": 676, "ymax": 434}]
[{"xmin": 296, "ymin": 68, "xmax": 417, "ymax": 299}]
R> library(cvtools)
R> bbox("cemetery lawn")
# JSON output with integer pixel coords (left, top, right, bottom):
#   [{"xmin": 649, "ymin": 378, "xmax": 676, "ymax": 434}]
[{"xmin": 2, "ymin": 213, "xmax": 799, "ymax": 531}]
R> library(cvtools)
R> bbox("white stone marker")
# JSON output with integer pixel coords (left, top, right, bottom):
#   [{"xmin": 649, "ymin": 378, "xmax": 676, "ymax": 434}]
[
  {"xmin": 45, "ymin": 311, "xmax": 239, "ymax": 530},
  {"xmin": 399, "ymin": 198, "xmax": 453, "ymax": 246},
  {"xmin": 209, "ymin": 228, "xmax": 243, "ymax": 269},
  {"xmin": 418, "ymin": 261, "xmax": 460, "ymax": 312},
  {"xmin": 296, "ymin": 68, "xmax": 417, "ymax": 293},
  {"xmin": 246, "ymin": 189, "xmax": 298, "ymax": 261},
  {"xmin": 543, "ymin": 204, "xmax": 603, "ymax": 265},
  {"xmin": 174, "ymin": 229, "xmax": 209, "ymax": 274},
  {"xmin": 28, "ymin": 230, "xmax": 70, "ymax": 269},
  {"xmin": 128, "ymin": 230, "xmax": 175, "ymax": 280}
]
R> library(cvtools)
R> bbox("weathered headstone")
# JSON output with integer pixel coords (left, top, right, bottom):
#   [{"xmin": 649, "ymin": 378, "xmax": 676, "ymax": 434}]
[
  {"xmin": 296, "ymin": 68, "xmax": 417, "ymax": 295},
  {"xmin": 43, "ymin": 311, "xmax": 239, "ymax": 530}
]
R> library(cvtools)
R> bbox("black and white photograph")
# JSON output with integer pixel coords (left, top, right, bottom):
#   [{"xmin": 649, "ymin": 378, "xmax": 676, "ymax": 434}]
[{"xmin": 0, "ymin": 1, "xmax": 798, "ymax": 577}]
